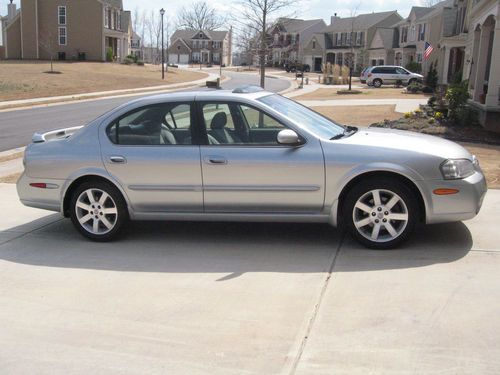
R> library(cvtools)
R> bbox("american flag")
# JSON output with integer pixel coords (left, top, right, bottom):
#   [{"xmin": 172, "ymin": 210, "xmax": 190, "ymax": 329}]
[{"xmin": 424, "ymin": 42, "xmax": 434, "ymax": 60}]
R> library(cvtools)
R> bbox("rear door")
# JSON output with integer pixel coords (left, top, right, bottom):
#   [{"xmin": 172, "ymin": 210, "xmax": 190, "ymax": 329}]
[
  {"xmin": 102, "ymin": 102, "xmax": 203, "ymax": 213},
  {"xmin": 197, "ymin": 100, "xmax": 325, "ymax": 213}
]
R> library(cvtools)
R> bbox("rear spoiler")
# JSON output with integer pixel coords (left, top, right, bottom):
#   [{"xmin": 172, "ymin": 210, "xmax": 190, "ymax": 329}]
[{"xmin": 32, "ymin": 126, "xmax": 83, "ymax": 143}]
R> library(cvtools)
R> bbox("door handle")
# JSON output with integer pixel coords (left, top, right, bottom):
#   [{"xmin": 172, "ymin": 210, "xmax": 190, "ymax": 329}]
[
  {"xmin": 204, "ymin": 156, "xmax": 227, "ymax": 165},
  {"xmin": 109, "ymin": 155, "xmax": 127, "ymax": 164}
]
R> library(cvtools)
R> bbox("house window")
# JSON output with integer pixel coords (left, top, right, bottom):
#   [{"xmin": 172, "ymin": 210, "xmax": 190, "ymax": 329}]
[
  {"xmin": 417, "ymin": 53, "xmax": 422, "ymax": 62},
  {"xmin": 117, "ymin": 11, "xmax": 121, "ymax": 30},
  {"xmin": 213, "ymin": 52, "xmax": 220, "ymax": 62},
  {"xmin": 58, "ymin": 6, "xmax": 66, "ymax": 25},
  {"xmin": 346, "ymin": 32, "xmax": 352, "ymax": 46},
  {"xmin": 410, "ymin": 25, "xmax": 416, "ymax": 41},
  {"xmin": 58, "ymin": 26, "xmax": 67, "ymax": 45},
  {"xmin": 400, "ymin": 27, "xmax": 408, "ymax": 43},
  {"xmin": 418, "ymin": 24, "xmax": 426, "ymax": 41},
  {"xmin": 213, "ymin": 41, "xmax": 221, "ymax": 49},
  {"xmin": 192, "ymin": 52, "xmax": 200, "ymax": 62},
  {"xmin": 356, "ymin": 32, "xmax": 362, "ymax": 45},
  {"xmin": 336, "ymin": 33, "xmax": 341, "ymax": 45},
  {"xmin": 312, "ymin": 40, "xmax": 316, "ymax": 49}
]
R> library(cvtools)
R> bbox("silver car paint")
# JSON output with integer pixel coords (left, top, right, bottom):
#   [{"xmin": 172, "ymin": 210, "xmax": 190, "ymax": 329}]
[{"xmin": 17, "ymin": 90, "xmax": 487, "ymax": 228}]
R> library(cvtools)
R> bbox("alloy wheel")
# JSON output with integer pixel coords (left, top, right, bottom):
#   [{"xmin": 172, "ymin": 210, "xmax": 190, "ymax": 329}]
[
  {"xmin": 352, "ymin": 189, "xmax": 409, "ymax": 243},
  {"xmin": 75, "ymin": 188, "xmax": 118, "ymax": 235}
]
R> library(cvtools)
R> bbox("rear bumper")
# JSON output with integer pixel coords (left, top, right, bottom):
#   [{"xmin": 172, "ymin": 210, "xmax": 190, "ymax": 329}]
[
  {"xmin": 425, "ymin": 171, "xmax": 487, "ymax": 224},
  {"xmin": 16, "ymin": 172, "xmax": 65, "ymax": 213}
]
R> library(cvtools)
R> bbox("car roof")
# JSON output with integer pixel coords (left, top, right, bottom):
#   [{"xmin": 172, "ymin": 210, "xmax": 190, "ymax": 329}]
[{"xmin": 130, "ymin": 87, "xmax": 273, "ymax": 106}]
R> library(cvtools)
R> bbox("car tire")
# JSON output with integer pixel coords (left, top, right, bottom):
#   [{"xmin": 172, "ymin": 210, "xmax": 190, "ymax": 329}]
[
  {"xmin": 69, "ymin": 180, "xmax": 128, "ymax": 242},
  {"xmin": 343, "ymin": 177, "xmax": 418, "ymax": 249},
  {"xmin": 373, "ymin": 79, "xmax": 382, "ymax": 88}
]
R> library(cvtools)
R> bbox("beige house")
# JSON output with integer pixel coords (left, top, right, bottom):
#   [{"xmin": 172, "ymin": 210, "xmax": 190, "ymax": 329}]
[
  {"xmin": 269, "ymin": 18, "xmax": 326, "ymax": 66},
  {"xmin": 167, "ymin": 29, "xmax": 232, "ymax": 66},
  {"xmin": 1, "ymin": 0, "xmax": 133, "ymax": 61},
  {"xmin": 318, "ymin": 11, "xmax": 402, "ymax": 72}
]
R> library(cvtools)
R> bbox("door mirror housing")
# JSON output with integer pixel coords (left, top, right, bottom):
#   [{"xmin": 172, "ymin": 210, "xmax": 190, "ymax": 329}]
[{"xmin": 277, "ymin": 129, "xmax": 301, "ymax": 145}]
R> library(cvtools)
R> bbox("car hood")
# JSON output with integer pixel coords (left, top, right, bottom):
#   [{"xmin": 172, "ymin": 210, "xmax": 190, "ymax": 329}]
[{"xmin": 337, "ymin": 127, "xmax": 471, "ymax": 160}]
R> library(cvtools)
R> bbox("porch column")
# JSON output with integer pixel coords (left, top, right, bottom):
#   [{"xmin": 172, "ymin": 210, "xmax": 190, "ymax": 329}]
[
  {"xmin": 485, "ymin": 23, "xmax": 500, "ymax": 107},
  {"xmin": 472, "ymin": 24, "xmax": 493, "ymax": 102},
  {"xmin": 442, "ymin": 46, "xmax": 450, "ymax": 85}
]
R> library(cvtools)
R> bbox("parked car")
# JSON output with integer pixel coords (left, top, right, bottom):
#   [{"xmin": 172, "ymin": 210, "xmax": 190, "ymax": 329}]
[
  {"xmin": 359, "ymin": 66, "xmax": 374, "ymax": 84},
  {"xmin": 17, "ymin": 86, "xmax": 486, "ymax": 249},
  {"xmin": 285, "ymin": 63, "xmax": 310, "ymax": 73},
  {"xmin": 366, "ymin": 65, "xmax": 423, "ymax": 88}
]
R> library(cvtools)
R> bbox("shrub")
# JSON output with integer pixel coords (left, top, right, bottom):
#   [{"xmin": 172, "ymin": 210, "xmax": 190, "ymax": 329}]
[
  {"xmin": 106, "ymin": 47, "xmax": 113, "ymax": 62},
  {"xmin": 428, "ymin": 96, "xmax": 437, "ymax": 107},
  {"xmin": 407, "ymin": 81, "xmax": 423, "ymax": 93},
  {"xmin": 446, "ymin": 80, "xmax": 470, "ymax": 122},
  {"xmin": 425, "ymin": 61, "xmax": 438, "ymax": 90},
  {"xmin": 122, "ymin": 57, "xmax": 134, "ymax": 65},
  {"xmin": 136, "ymin": 60, "xmax": 145, "ymax": 66},
  {"xmin": 428, "ymin": 117, "xmax": 436, "ymax": 124},
  {"xmin": 434, "ymin": 111, "xmax": 444, "ymax": 121},
  {"xmin": 404, "ymin": 112, "xmax": 413, "ymax": 119},
  {"xmin": 405, "ymin": 61, "xmax": 422, "ymax": 74}
]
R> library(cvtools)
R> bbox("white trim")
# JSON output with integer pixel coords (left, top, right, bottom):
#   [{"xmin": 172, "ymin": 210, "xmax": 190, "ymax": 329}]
[
  {"xmin": 58, "ymin": 26, "xmax": 67, "ymax": 46},
  {"xmin": 58, "ymin": 5, "xmax": 67, "ymax": 26}
]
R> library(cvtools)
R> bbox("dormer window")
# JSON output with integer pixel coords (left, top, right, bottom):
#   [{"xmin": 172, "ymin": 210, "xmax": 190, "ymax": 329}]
[{"xmin": 312, "ymin": 40, "xmax": 316, "ymax": 49}]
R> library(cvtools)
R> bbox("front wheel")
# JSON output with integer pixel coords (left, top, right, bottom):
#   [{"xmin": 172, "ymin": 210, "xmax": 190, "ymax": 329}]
[
  {"xmin": 343, "ymin": 178, "xmax": 418, "ymax": 249},
  {"xmin": 69, "ymin": 181, "xmax": 128, "ymax": 241}
]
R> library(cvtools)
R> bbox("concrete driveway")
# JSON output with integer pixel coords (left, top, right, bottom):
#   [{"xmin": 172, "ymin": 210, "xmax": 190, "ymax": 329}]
[{"xmin": 0, "ymin": 183, "xmax": 498, "ymax": 374}]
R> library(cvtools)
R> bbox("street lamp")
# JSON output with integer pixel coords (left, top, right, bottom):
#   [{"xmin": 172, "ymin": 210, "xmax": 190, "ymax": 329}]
[{"xmin": 160, "ymin": 8, "xmax": 165, "ymax": 79}]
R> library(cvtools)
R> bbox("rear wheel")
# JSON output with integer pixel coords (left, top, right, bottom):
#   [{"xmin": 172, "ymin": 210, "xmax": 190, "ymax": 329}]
[
  {"xmin": 343, "ymin": 178, "xmax": 418, "ymax": 249},
  {"xmin": 373, "ymin": 79, "xmax": 382, "ymax": 88},
  {"xmin": 69, "ymin": 181, "xmax": 128, "ymax": 241}
]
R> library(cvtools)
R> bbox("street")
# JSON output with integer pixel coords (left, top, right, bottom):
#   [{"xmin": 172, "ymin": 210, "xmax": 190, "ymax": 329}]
[
  {"xmin": 0, "ymin": 183, "xmax": 498, "ymax": 374},
  {"xmin": 0, "ymin": 70, "xmax": 290, "ymax": 152}
]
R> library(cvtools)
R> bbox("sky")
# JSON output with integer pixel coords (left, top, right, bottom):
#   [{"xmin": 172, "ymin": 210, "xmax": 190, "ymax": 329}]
[{"xmin": 1, "ymin": 0, "xmax": 428, "ymax": 23}]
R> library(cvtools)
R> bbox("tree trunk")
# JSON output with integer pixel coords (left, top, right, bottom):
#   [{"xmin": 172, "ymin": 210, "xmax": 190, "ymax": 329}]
[{"xmin": 260, "ymin": 2, "xmax": 267, "ymax": 89}]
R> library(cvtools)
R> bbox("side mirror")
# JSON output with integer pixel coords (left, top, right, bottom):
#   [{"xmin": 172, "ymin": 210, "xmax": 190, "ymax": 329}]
[{"xmin": 277, "ymin": 129, "xmax": 301, "ymax": 145}]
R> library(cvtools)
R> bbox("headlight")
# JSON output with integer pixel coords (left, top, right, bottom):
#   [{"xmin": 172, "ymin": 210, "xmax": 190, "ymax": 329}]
[{"xmin": 440, "ymin": 159, "xmax": 475, "ymax": 180}]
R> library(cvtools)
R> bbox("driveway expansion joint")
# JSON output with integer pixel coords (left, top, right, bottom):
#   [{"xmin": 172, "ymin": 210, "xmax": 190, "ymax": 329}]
[{"xmin": 287, "ymin": 233, "xmax": 345, "ymax": 374}]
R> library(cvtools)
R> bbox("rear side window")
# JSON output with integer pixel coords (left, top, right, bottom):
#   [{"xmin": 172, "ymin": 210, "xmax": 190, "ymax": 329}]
[{"xmin": 106, "ymin": 103, "xmax": 192, "ymax": 145}]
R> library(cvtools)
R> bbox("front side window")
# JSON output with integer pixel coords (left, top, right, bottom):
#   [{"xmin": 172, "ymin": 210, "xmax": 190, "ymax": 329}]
[
  {"xmin": 258, "ymin": 94, "xmax": 344, "ymax": 139},
  {"xmin": 58, "ymin": 6, "xmax": 66, "ymax": 25},
  {"xmin": 58, "ymin": 27, "xmax": 67, "ymax": 45},
  {"xmin": 106, "ymin": 103, "xmax": 193, "ymax": 145},
  {"xmin": 201, "ymin": 102, "xmax": 287, "ymax": 145}
]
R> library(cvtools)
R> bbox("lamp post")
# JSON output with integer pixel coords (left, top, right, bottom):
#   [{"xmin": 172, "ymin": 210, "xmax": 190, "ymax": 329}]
[{"xmin": 160, "ymin": 8, "xmax": 165, "ymax": 79}]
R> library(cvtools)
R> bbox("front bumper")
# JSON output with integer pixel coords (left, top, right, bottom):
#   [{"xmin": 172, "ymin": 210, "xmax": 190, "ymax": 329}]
[{"xmin": 424, "ymin": 171, "xmax": 487, "ymax": 224}]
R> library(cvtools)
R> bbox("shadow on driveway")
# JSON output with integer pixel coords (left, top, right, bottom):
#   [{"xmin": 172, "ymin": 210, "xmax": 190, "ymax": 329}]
[{"xmin": 0, "ymin": 216, "xmax": 472, "ymax": 278}]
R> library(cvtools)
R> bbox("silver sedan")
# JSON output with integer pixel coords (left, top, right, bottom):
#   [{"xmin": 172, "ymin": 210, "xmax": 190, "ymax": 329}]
[{"xmin": 17, "ymin": 86, "xmax": 487, "ymax": 249}]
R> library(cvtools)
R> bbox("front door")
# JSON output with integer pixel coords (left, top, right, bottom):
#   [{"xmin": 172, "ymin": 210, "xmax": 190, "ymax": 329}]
[
  {"xmin": 102, "ymin": 102, "xmax": 203, "ymax": 213},
  {"xmin": 197, "ymin": 101, "xmax": 325, "ymax": 213}
]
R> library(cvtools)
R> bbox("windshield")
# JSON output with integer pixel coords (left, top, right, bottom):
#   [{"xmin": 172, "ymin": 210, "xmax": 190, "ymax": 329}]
[{"xmin": 258, "ymin": 94, "xmax": 345, "ymax": 139}]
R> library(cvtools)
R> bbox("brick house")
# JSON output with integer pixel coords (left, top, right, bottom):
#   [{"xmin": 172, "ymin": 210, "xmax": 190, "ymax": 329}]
[
  {"xmin": 1, "ymin": 0, "xmax": 133, "ymax": 61},
  {"xmin": 167, "ymin": 29, "xmax": 232, "ymax": 66}
]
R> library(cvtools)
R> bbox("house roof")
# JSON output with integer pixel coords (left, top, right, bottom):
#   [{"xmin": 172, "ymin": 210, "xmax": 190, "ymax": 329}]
[
  {"xmin": 323, "ymin": 11, "xmax": 400, "ymax": 32},
  {"xmin": 419, "ymin": 0, "xmax": 455, "ymax": 21},
  {"xmin": 275, "ymin": 18, "xmax": 325, "ymax": 33},
  {"xmin": 171, "ymin": 29, "xmax": 228, "ymax": 41}
]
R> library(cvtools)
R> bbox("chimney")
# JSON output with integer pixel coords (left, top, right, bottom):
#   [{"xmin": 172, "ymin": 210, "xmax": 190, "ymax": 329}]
[
  {"xmin": 330, "ymin": 13, "xmax": 340, "ymax": 26},
  {"xmin": 7, "ymin": 0, "xmax": 16, "ymax": 21}
]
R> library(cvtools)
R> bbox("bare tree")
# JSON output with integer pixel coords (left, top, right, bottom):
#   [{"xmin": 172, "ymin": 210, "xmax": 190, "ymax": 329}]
[
  {"xmin": 38, "ymin": 30, "xmax": 58, "ymax": 73},
  {"xmin": 345, "ymin": 2, "xmax": 361, "ymax": 90},
  {"xmin": 237, "ymin": 0, "xmax": 294, "ymax": 88},
  {"xmin": 177, "ymin": 1, "xmax": 226, "ymax": 31}
]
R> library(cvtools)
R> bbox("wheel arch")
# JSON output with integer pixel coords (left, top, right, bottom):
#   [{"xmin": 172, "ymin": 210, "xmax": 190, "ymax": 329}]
[
  {"xmin": 334, "ymin": 170, "xmax": 426, "ymax": 228},
  {"xmin": 62, "ymin": 173, "xmax": 129, "ymax": 217}
]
